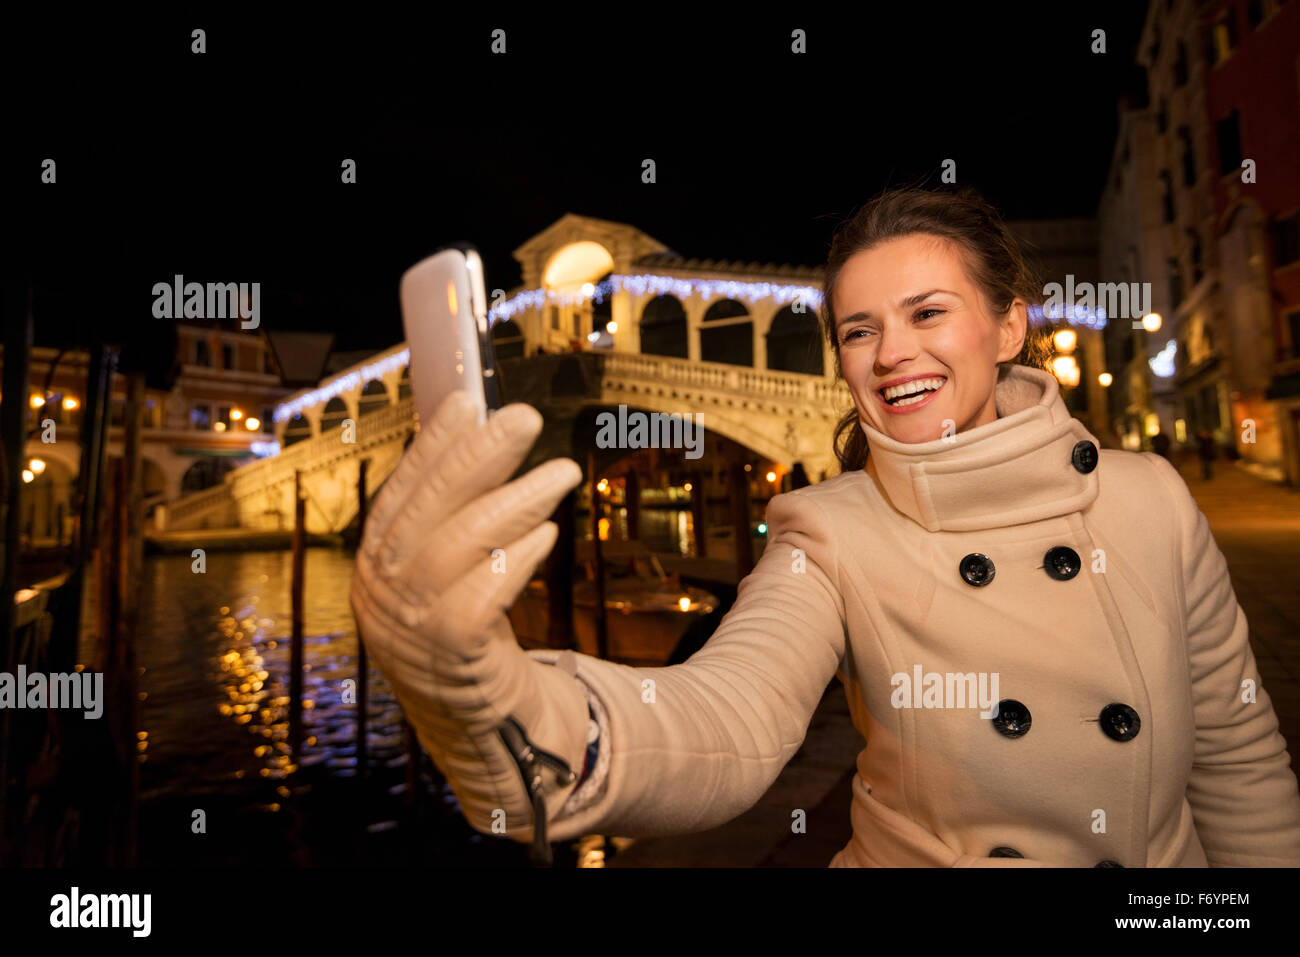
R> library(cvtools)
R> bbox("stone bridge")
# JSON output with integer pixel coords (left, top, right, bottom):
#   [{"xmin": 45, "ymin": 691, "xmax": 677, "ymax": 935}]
[{"xmin": 154, "ymin": 351, "xmax": 853, "ymax": 536}]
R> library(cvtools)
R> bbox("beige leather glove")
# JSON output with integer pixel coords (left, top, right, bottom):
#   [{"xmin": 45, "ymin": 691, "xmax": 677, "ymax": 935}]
[{"xmin": 349, "ymin": 388, "xmax": 592, "ymax": 862}]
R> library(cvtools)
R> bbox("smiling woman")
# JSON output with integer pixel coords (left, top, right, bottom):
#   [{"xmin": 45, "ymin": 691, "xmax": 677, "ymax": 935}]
[
  {"xmin": 352, "ymin": 185, "xmax": 1300, "ymax": 869},
  {"xmin": 820, "ymin": 188, "xmax": 1054, "ymax": 468}
]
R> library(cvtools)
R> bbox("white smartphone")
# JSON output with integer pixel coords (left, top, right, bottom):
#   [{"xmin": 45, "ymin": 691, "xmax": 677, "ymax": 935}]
[{"xmin": 399, "ymin": 244, "xmax": 502, "ymax": 428}]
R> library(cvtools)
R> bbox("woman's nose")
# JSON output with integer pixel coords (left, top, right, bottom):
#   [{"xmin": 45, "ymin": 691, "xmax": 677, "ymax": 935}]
[{"xmin": 875, "ymin": 317, "xmax": 919, "ymax": 369}]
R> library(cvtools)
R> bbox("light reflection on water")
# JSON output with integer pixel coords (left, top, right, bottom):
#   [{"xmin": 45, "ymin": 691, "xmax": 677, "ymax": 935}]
[
  {"xmin": 135, "ymin": 511, "xmax": 697, "ymax": 801},
  {"xmin": 136, "ymin": 548, "xmax": 404, "ymax": 801}
]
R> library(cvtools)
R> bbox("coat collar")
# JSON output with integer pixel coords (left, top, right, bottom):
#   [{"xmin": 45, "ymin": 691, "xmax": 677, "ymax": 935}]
[{"xmin": 861, "ymin": 364, "xmax": 1101, "ymax": 532}]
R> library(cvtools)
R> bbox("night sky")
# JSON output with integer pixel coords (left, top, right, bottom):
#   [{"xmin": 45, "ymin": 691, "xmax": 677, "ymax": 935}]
[{"xmin": 9, "ymin": 5, "xmax": 1150, "ymax": 383}]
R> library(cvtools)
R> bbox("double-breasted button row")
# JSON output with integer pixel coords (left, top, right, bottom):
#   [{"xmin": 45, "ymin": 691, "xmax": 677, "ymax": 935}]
[
  {"xmin": 991, "ymin": 701, "xmax": 1142, "ymax": 742},
  {"xmin": 958, "ymin": 546, "xmax": 1082, "ymax": 585},
  {"xmin": 988, "ymin": 846, "xmax": 1124, "ymax": 867}
]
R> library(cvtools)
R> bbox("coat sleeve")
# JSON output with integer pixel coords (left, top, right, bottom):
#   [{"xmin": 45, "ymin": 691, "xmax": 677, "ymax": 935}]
[
  {"xmin": 1146, "ymin": 453, "xmax": 1300, "ymax": 866},
  {"xmin": 525, "ymin": 487, "xmax": 849, "ymax": 842}
]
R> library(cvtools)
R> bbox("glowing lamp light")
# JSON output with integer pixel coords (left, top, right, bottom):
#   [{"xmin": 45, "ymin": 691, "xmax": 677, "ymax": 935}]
[
  {"xmin": 63, "ymin": 397, "xmax": 78, "ymax": 410},
  {"xmin": 230, "ymin": 409, "xmax": 243, "ymax": 420},
  {"xmin": 21, "ymin": 469, "xmax": 34, "ymax": 484},
  {"xmin": 1053, "ymin": 329, "xmax": 1078, "ymax": 354},
  {"xmin": 682, "ymin": 482, "xmax": 692, "ymax": 492},
  {"xmin": 678, "ymin": 597, "xmax": 691, "ymax": 613},
  {"xmin": 214, "ymin": 421, "xmax": 227, "ymax": 432},
  {"xmin": 1144, "ymin": 413, "xmax": 1161, "ymax": 437},
  {"xmin": 581, "ymin": 283, "xmax": 595, "ymax": 298},
  {"xmin": 1098, "ymin": 372, "xmax": 1113, "ymax": 387},
  {"xmin": 597, "ymin": 517, "xmax": 610, "ymax": 541},
  {"xmin": 757, "ymin": 522, "xmax": 768, "ymax": 534},
  {"xmin": 766, "ymin": 471, "xmax": 777, "ymax": 483},
  {"xmin": 607, "ymin": 321, "xmax": 618, "ymax": 333},
  {"xmin": 30, "ymin": 394, "xmax": 44, "ymax": 408},
  {"xmin": 1149, "ymin": 340, "xmax": 1176, "ymax": 378},
  {"xmin": 596, "ymin": 478, "xmax": 609, "ymax": 494},
  {"xmin": 245, "ymin": 417, "xmax": 261, "ymax": 431},
  {"xmin": 1142, "ymin": 313, "xmax": 1162, "ymax": 332},
  {"xmin": 29, "ymin": 458, "xmax": 46, "ymax": 475},
  {"xmin": 1051, "ymin": 355, "xmax": 1080, "ymax": 387}
]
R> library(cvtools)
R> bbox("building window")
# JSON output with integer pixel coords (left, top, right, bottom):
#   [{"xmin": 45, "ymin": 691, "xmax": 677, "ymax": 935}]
[
  {"xmin": 1248, "ymin": 0, "xmax": 1281, "ymax": 28},
  {"xmin": 1188, "ymin": 229, "xmax": 1204, "ymax": 284},
  {"xmin": 1273, "ymin": 214, "xmax": 1300, "ymax": 267},
  {"xmin": 1168, "ymin": 257, "xmax": 1184, "ymax": 309},
  {"xmin": 1211, "ymin": 12, "xmax": 1236, "ymax": 64},
  {"xmin": 194, "ymin": 340, "xmax": 211, "ymax": 366},
  {"xmin": 1287, "ymin": 309, "xmax": 1300, "ymax": 359},
  {"xmin": 1178, "ymin": 126, "xmax": 1196, "ymax": 187},
  {"xmin": 1216, "ymin": 111, "xmax": 1242, "ymax": 177},
  {"xmin": 262, "ymin": 351, "xmax": 275, "ymax": 374},
  {"xmin": 550, "ymin": 306, "xmax": 560, "ymax": 330},
  {"xmin": 192, "ymin": 403, "xmax": 212, "ymax": 429},
  {"xmin": 1159, "ymin": 171, "xmax": 1175, "ymax": 224},
  {"xmin": 261, "ymin": 406, "xmax": 274, "ymax": 430},
  {"xmin": 1156, "ymin": 100, "xmax": 1168, "ymax": 134},
  {"xmin": 217, "ymin": 405, "xmax": 232, "ymax": 428},
  {"xmin": 1174, "ymin": 42, "xmax": 1188, "ymax": 86},
  {"xmin": 222, "ymin": 343, "xmax": 235, "ymax": 370}
]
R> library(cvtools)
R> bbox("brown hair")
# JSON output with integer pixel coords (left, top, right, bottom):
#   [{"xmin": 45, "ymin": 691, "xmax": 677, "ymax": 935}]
[{"xmin": 820, "ymin": 186, "xmax": 1054, "ymax": 473}]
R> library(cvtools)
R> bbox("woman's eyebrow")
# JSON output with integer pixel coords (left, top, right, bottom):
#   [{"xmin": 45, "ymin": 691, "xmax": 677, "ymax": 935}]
[{"xmin": 836, "ymin": 288, "xmax": 961, "ymax": 327}]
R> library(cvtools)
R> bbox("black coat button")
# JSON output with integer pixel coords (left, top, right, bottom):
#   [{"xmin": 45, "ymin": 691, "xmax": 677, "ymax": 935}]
[
  {"xmin": 1071, "ymin": 440, "xmax": 1098, "ymax": 473},
  {"xmin": 991, "ymin": 699, "xmax": 1031, "ymax": 737},
  {"xmin": 1044, "ymin": 546, "xmax": 1081, "ymax": 581},
  {"xmin": 959, "ymin": 553, "xmax": 996, "ymax": 587},
  {"xmin": 1095, "ymin": 859, "xmax": 1124, "ymax": 867},
  {"xmin": 1099, "ymin": 703, "xmax": 1141, "ymax": 741},
  {"xmin": 990, "ymin": 846, "xmax": 1023, "ymax": 858}
]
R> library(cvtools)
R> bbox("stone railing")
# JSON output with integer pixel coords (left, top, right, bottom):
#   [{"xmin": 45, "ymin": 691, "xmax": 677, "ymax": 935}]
[
  {"xmin": 154, "ymin": 481, "xmax": 236, "ymax": 530},
  {"xmin": 159, "ymin": 398, "xmax": 415, "ymax": 531},
  {"xmin": 601, "ymin": 353, "xmax": 850, "ymax": 413}
]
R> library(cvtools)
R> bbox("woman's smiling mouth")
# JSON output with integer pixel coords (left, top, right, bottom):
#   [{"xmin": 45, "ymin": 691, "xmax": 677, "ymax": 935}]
[{"xmin": 877, "ymin": 375, "xmax": 947, "ymax": 413}]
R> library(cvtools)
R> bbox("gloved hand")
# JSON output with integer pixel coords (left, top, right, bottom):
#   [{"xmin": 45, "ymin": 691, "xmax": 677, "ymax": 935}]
[{"xmin": 349, "ymin": 388, "xmax": 590, "ymax": 861}]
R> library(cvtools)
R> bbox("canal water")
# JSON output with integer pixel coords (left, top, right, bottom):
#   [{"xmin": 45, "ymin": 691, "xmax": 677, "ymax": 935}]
[{"xmin": 133, "ymin": 508, "xmax": 701, "ymax": 865}]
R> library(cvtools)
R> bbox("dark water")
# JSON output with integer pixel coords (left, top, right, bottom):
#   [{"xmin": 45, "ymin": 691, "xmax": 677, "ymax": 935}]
[
  {"xmin": 132, "ymin": 512, "xmax": 707, "ymax": 865},
  {"xmin": 137, "ymin": 548, "xmax": 403, "ymax": 803}
]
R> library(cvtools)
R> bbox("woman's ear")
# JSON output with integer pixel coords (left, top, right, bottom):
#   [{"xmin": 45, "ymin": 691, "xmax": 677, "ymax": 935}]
[{"xmin": 998, "ymin": 299, "xmax": 1028, "ymax": 363}]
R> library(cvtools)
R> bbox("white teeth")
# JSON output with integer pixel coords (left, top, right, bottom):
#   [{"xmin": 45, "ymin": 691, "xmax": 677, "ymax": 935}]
[
  {"xmin": 882, "ymin": 377, "xmax": 946, "ymax": 402},
  {"xmin": 890, "ymin": 392, "xmax": 931, "ymax": 407}
]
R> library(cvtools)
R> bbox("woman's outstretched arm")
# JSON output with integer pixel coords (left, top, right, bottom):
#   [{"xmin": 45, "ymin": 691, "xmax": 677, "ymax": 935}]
[
  {"xmin": 534, "ymin": 487, "xmax": 849, "ymax": 843},
  {"xmin": 351, "ymin": 388, "xmax": 847, "ymax": 853}
]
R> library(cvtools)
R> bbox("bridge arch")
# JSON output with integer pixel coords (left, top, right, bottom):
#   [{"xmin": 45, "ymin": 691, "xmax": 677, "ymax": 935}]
[
  {"xmin": 699, "ymin": 298, "xmax": 752, "ymax": 367},
  {"xmin": 766, "ymin": 306, "xmax": 824, "ymax": 375},
  {"xmin": 639, "ymin": 295, "xmax": 687, "ymax": 358}
]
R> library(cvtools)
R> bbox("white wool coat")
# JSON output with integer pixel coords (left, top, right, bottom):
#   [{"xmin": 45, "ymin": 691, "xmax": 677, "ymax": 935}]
[{"xmin": 530, "ymin": 363, "xmax": 1300, "ymax": 866}]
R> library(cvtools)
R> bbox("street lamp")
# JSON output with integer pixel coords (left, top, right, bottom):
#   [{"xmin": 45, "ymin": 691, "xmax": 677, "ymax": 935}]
[
  {"xmin": 1142, "ymin": 313, "xmax": 1162, "ymax": 332},
  {"xmin": 1098, "ymin": 372, "xmax": 1113, "ymax": 387}
]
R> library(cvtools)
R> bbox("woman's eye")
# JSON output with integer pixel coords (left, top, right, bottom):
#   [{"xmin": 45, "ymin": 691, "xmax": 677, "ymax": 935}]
[
  {"xmin": 916, "ymin": 308, "xmax": 944, "ymax": 321},
  {"xmin": 842, "ymin": 328, "xmax": 871, "ymax": 343}
]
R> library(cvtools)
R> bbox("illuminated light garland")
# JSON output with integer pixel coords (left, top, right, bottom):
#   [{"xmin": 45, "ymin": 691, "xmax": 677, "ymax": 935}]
[
  {"xmin": 274, "ymin": 272, "xmax": 824, "ymax": 425},
  {"xmin": 250, "ymin": 441, "xmax": 281, "ymax": 457},
  {"xmin": 486, "ymin": 273, "xmax": 825, "ymax": 325},
  {"xmin": 274, "ymin": 349, "xmax": 410, "ymax": 422},
  {"xmin": 1027, "ymin": 304, "xmax": 1108, "ymax": 329}
]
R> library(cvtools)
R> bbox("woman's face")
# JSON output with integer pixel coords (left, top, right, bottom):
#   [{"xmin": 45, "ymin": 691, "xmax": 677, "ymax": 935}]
[{"xmin": 832, "ymin": 234, "xmax": 1027, "ymax": 445}]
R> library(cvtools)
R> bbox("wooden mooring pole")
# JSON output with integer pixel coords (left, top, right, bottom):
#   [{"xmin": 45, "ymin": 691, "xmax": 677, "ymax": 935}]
[
  {"xmin": 289, "ymin": 469, "xmax": 305, "ymax": 765},
  {"xmin": 355, "ymin": 459, "xmax": 369, "ymax": 785}
]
